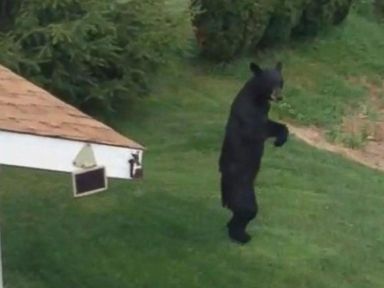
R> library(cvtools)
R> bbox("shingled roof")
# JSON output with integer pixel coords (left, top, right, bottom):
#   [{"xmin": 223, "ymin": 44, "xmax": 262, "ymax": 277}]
[{"xmin": 0, "ymin": 65, "xmax": 143, "ymax": 149}]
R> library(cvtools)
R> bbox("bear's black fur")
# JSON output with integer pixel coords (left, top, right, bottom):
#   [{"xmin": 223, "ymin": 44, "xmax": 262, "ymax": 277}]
[{"xmin": 219, "ymin": 62, "xmax": 289, "ymax": 244}]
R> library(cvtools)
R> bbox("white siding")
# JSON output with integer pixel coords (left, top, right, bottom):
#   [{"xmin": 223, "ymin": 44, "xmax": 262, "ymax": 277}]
[{"xmin": 0, "ymin": 130, "xmax": 143, "ymax": 180}]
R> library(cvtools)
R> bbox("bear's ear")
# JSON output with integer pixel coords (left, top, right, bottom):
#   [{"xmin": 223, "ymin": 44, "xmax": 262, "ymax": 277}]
[
  {"xmin": 276, "ymin": 61, "xmax": 283, "ymax": 71},
  {"xmin": 250, "ymin": 62, "xmax": 262, "ymax": 75}
]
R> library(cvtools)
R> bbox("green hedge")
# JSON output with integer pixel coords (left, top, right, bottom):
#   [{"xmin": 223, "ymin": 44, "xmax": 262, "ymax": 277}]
[
  {"xmin": 192, "ymin": 0, "xmax": 354, "ymax": 61},
  {"xmin": 260, "ymin": 0, "xmax": 308, "ymax": 46},
  {"xmin": 192, "ymin": 0, "xmax": 275, "ymax": 61},
  {"xmin": 0, "ymin": 0, "xmax": 190, "ymax": 114},
  {"xmin": 353, "ymin": 0, "xmax": 384, "ymax": 20},
  {"xmin": 374, "ymin": 0, "xmax": 384, "ymax": 17},
  {"xmin": 293, "ymin": 0, "xmax": 353, "ymax": 36}
]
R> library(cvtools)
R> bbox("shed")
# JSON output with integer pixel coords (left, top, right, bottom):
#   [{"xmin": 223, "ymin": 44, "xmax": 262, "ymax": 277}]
[
  {"xmin": 0, "ymin": 64, "xmax": 145, "ymax": 287},
  {"xmin": 0, "ymin": 64, "xmax": 144, "ymax": 179}
]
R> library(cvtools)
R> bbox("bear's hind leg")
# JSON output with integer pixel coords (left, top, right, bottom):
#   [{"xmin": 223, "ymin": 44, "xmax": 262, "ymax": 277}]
[
  {"xmin": 227, "ymin": 212, "xmax": 251, "ymax": 244},
  {"xmin": 227, "ymin": 204, "xmax": 258, "ymax": 244}
]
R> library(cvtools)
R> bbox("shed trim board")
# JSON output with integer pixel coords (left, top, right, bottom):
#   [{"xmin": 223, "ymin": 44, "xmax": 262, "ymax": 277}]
[{"xmin": 0, "ymin": 130, "xmax": 143, "ymax": 180}]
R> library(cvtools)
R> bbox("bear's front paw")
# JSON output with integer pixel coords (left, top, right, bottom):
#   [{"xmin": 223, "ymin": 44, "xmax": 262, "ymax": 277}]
[
  {"xmin": 274, "ymin": 136, "xmax": 287, "ymax": 147},
  {"xmin": 274, "ymin": 126, "xmax": 289, "ymax": 147}
]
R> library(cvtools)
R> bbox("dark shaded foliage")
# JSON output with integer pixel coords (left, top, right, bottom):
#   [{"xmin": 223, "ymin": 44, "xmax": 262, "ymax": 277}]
[
  {"xmin": 374, "ymin": 0, "xmax": 384, "ymax": 18},
  {"xmin": 191, "ymin": 0, "xmax": 275, "ymax": 61},
  {"xmin": 0, "ymin": 0, "xmax": 190, "ymax": 114},
  {"xmin": 260, "ymin": 0, "xmax": 308, "ymax": 46},
  {"xmin": 192, "ymin": 0, "xmax": 354, "ymax": 61},
  {"xmin": 293, "ymin": 0, "xmax": 353, "ymax": 36}
]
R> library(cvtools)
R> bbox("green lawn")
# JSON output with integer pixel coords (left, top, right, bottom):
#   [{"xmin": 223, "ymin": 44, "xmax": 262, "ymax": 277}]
[{"xmin": 1, "ymin": 12, "xmax": 384, "ymax": 288}]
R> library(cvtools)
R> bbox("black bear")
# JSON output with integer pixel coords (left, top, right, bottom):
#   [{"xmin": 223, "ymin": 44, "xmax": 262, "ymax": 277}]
[{"xmin": 219, "ymin": 62, "xmax": 289, "ymax": 244}]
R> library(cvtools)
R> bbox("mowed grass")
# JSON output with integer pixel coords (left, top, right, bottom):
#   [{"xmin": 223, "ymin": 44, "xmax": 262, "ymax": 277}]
[{"xmin": 1, "ymin": 12, "xmax": 384, "ymax": 288}]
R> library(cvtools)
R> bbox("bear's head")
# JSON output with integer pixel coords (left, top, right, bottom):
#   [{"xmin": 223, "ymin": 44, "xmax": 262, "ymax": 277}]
[{"xmin": 249, "ymin": 62, "xmax": 284, "ymax": 102}]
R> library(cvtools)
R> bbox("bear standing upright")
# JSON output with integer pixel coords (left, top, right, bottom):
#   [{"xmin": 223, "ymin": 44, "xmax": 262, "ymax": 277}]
[{"xmin": 219, "ymin": 62, "xmax": 289, "ymax": 244}]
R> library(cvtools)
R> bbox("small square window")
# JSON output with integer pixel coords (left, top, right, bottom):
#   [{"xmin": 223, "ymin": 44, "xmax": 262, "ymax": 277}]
[{"xmin": 72, "ymin": 166, "xmax": 108, "ymax": 198}]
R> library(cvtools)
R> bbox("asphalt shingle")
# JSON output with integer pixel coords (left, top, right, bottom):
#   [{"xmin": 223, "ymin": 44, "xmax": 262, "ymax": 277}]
[{"xmin": 0, "ymin": 65, "xmax": 143, "ymax": 149}]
